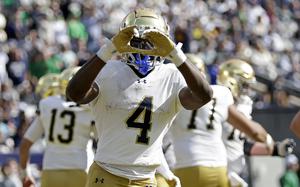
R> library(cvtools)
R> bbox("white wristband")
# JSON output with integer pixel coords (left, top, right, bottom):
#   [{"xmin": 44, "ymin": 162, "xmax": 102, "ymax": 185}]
[
  {"xmin": 265, "ymin": 133, "xmax": 274, "ymax": 151},
  {"xmin": 19, "ymin": 168, "xmax": 28, "ymax": 180},
  {"xmin": 169, "ymin": 43, "xmax": 187, "ymax": 67},
  {"xmin": 96, "ymin": 39, "xmax": 117, "ymax": 62}
]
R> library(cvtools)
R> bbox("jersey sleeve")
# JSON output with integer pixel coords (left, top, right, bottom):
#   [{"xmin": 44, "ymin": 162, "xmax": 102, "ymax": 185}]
[{"xmin": 24, "ymin": 116, "xmax": 44, "ymax": 142}]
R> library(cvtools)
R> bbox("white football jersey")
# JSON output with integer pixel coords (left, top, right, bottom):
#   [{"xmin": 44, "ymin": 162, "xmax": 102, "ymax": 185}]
[
  {"xmin": 162, "ymin": 131, "xmax": 176, "ymax": 170},
  {"xmin": 222, "ymin": 95, "xmax": 253, "ymax": 174},
  {"xmin": 171, "ymin": 85, "xmax": 234, "ymax": 169},
  {"xmin": 91, "ymin": 60, "xmax": 186, "ymax": 179},
  {"xmin": 24, "ymin": 95, "xmax": 95, "ymax": 170}
]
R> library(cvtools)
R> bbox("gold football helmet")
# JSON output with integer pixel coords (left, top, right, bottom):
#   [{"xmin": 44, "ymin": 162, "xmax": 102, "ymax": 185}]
[
  {"xmin": 120, "ymin": 8, "xmax": 169, "ymax": 37},
  {"xmin": 60, "ymin": 66, "xmax": 81, "ymax": 96},
  {"xmin": 217, "ymin": 59, "xmax": 256, "ymax": 98},
  {"xmin": 186, "ymin": 53, "xmax": 205, "ymax": 73},
  {"xmin": 36, "ymin": 73, "xmax": 60, "ymax": 98},
  {"xmin": 120, "ymin": 8, "xmax": 170, "ymax": 75}
]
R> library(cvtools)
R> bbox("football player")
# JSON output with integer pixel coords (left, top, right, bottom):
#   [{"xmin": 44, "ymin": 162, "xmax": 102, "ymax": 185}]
[
  {"xmin": 218, "ymin": 59, "xmax": 295, "ymax": 187},
  {"xmin": 170, "ymin": 54, "xmax": 278, "ymax": 187},
  {"xmin": 66, "ymin": 8, "xmax": 212, "ymax": 187},
  {"xmin": 19, "ymin": 67, "xmax": 96, "ymax": 187}
]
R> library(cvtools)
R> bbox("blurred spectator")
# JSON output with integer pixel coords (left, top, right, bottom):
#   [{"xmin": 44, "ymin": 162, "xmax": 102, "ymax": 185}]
[
  {"xmin": 249, "ymin": 39, "xmax": 278, "ymax": 80},
  {"xmin": 59, "ymin": 43, "xmax": 78, "ymax": 68},
  {"xmin": 67, "ymin": 2, "xmax": 88, "ymax": 52},
  {"xmin": 280, "ymin": 154, "xmax": 300, "ymax": 187},
  {"xmin": 6, "ymin": 48, "xmax": 28, "ymax": 86},
  {"xmin": 0, "ymin": 159, "xmax": 21, "ymax": 187}
]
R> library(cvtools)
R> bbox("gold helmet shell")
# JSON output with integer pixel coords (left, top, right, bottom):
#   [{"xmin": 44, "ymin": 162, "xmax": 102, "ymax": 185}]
[
  {"xmin": 217, "ymin": 59, "xmax": 256, "ymax": 98},
  {"xmin": 120, "ymin": 8, "xmax": 169, "ymax": 36},
  {"xmin": 60, "ymin": 66, "xmax": 81, "ymax": 96},
  {"xmin": 36, "ymin": 73, "xmax": 60, "ymax": 98},
  {"xmin": 186, "ymin": 53, "xmax": 206, "ymax": 73}
]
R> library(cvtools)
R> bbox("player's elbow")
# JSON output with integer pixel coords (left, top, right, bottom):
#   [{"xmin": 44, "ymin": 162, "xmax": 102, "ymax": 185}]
[
  {"xmin": 202, "ymin": 86, "xmax": 213, "ymax": 105},
  {"xmin": 66, "ymin": 81, "xmax": 84, "ymax": 103},
  {"xmin": 290, "ymin": 122, "xmax": 300, "ymax": 138}
]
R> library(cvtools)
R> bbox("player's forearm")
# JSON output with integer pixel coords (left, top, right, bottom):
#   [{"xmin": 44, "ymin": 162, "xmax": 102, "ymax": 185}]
[
  {"xmin": 248, "ymin": 122, "xmax": 268, "ymax": 143},
  {"xmin": 290, "ymin": 111, "xmax": 300, "ymax": 139},
  {"xmin": 178, "ymin": 62, "xmax": 213, "ymax": 107},
  {"xmin": 19, "ymin": 138, "xmax": 33, "ymax": 169},
  {"xmin": 67, "ymin": 55, "xmax": 105, "ymax": 102},
  {"xmin": 228, "ymin": 105, "xmax": 267, "ymax": 142}
]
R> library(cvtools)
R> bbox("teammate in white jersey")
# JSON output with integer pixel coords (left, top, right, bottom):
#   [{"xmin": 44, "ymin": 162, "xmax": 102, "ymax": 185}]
[
  {"xmin": 19, "ymin": 67, "xmax": 96, "ymax": 187},
  {"xmin": 66, "ymin": 8, "xmax": 212, "ymax": 187},
  {"xmin": 219, "ymin": 59, "xmax": 295, "ymax": 187},
  {"xmin": 170, "ymin": 54, "xmax": 276, "ymax": 187}
]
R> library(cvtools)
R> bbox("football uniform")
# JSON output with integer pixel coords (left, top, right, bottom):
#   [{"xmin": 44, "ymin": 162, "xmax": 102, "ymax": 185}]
[
  {"xmin": 222, "ymin": 95, "xmax": 253, "ymax": 174},
  {"xmin": 88, "ymin": 60, "xmax": 186, "ymax": 181},
  {"xmin": 171, "ymin": 85, "xmax": 234, "ymax": 187},
  {"xmin": 24, "ymin": 95, "xmax": 95, "ymax": 187},
  {"xmin": 162, "ymin": 131, "xmax": 176, "ymax": 170}
]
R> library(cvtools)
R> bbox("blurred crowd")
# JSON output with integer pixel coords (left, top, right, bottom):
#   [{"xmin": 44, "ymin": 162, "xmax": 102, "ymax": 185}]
[{"xmin": 0, "ymin": 0, "xmax": 300, "ymax": 185}]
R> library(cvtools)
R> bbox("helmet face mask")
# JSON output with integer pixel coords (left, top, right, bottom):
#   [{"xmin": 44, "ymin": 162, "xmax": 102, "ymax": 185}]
[
  {"xmin": 120, "ymin": 8, "xmax": 168, "ymax": 75},
  {"xmin": 217, "ymin": 59, "xmax": 256, "ymax": 98},
  {"xmin": 124, "ymin": 53, "xmax": 162, "ymax": 75}
]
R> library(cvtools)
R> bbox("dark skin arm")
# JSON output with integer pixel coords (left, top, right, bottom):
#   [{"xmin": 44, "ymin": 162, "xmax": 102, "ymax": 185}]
[
  {"xmin": 290, "ymin": 111, "xmax": 300, "ymax": 139},
  {"xmin": 67, "ymin": 55, "xmax": 212, "ymax": 109},
  {"xmin": 66, "ymin": 55, "xmax": 104, "ymax": 104},
  {"xmin": 19, "ymin": 138, "xmax": 35, "ymax": 187},
  {"xmin": 177, "ymin": 61, "xmax": 213, "ymax": 110},
  {"xmin": 19, "ymin": 138, "xmax": 33, "ymax": 171}
]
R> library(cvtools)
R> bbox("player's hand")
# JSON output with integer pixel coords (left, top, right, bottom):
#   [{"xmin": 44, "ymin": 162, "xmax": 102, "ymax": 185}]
[
  {"xmin": 96, "ymin": 26, "xmax": 142, "ymax": 62},
  {"xmin": 142, "ymin": 29, "xmax": 186, "ymax": 66},
  {"xmin": 167, "ymin": 175, "xmax": 181, "ymax": 187},
  {"xmin": 142, "ymin": 29, "xmax": 175, "ymax": 57},
  {"xmin": 111, "ymin": 26, "xmax": 142, "ymax": 54},
  {"xmin": 22, "ymin": 176, "xmax": 35, "ymax": 187},
  {"xmin": 275, "ymin": 138, "xmax": 296, "ymax": 156}
]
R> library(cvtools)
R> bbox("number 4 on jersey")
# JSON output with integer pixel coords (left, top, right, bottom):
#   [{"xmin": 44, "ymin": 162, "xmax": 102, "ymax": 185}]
[{"xmin": 126, "ymin": 97, "xmax": 153, "ymax": 145}]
